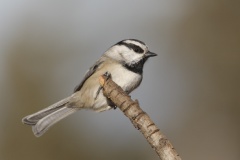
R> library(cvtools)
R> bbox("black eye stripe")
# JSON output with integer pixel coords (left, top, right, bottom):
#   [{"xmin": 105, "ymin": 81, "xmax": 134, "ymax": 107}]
[{"xmin": 117, "ymin": 42, "xmax": 144, "ymax": 53}]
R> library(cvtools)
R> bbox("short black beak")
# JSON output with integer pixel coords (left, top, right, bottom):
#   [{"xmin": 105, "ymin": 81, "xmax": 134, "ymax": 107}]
[{"xmin": 145, "ymin": 51, "xmax": 157, "ymax": 58}]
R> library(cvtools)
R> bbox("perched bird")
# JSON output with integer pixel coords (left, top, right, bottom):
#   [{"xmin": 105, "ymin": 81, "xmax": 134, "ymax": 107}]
[{"xmin": 22, "ymin": 39, "xmax": 157, "ymax": 137}]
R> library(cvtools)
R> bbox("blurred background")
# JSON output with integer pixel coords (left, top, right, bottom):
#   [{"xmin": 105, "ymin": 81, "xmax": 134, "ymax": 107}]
[{"xmin": 0, "ymin": 0, "xmax": 239, "ymax": 160}]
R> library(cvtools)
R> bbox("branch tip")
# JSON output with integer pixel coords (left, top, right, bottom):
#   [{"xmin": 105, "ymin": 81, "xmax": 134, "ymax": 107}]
[{"xmin": 99, "ymin": 75, "xmax": 106, "ymax": 87}]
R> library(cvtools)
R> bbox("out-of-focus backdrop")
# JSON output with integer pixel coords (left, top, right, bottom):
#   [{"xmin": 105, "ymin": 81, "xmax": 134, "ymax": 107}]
[{"xmin": 1, "ymin": 1, "xmax": 239, "ymax": 160}]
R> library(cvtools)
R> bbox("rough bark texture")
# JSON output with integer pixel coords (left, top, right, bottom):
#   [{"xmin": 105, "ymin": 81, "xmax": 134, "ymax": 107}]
[{"xmin": 99, "ymin": 74, "xmax": 182, "ymax": 160}]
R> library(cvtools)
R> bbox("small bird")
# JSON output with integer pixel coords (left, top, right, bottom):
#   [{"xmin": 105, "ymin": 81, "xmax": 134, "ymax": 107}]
[{"xmin": 22, "ymin": 39, "xmax": 157, "ymax": 137}]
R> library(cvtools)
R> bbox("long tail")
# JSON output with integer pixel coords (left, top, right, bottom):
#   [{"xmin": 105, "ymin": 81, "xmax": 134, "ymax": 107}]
[{"xmin": 22, "ymin": 96, "xmax": 78, "ymax": 137}]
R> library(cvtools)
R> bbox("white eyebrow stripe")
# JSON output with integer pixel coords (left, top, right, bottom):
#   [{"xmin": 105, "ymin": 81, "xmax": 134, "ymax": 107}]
[{"xmin": 124, "ymin": 40, "xmax": 148, "ymax": 51}]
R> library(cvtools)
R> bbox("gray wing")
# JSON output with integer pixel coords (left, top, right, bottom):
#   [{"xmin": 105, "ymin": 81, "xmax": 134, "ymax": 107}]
[{"xmin": 74, "ymin": 59, "xmax": 104, "ymax": 92}]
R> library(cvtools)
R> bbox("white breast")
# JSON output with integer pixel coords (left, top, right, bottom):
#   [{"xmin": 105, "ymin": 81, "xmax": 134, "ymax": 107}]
[{"xmin": 110, "ymin": 64, "xmax": 142, "ymax": 93}]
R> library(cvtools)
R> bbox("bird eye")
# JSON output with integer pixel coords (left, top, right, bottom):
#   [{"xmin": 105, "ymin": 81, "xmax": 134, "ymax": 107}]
[
  {"xmin": 132, "ymin": 46, "xmax": 144, "ymax": 53},
  {"xmin": 134, "ymin": 48, "xmax": 139, "ymax": 52}
]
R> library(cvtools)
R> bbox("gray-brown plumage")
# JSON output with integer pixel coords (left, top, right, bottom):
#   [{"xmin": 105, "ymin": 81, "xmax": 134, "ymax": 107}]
[{"xmin": 22, "ymin": 39, "xmax": 157, "ymax": 137}]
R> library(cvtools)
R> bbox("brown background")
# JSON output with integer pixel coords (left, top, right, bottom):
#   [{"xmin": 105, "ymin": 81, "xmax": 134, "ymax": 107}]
[{"xmin": 0, "ymin": 1, "xmax": 239, "ymax": 160}]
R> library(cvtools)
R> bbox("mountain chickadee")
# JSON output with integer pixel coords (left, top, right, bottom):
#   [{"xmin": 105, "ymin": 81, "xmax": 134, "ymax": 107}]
[{"xmin": 22, "ymin": 39, "xmax": 157, "ymax": 137}]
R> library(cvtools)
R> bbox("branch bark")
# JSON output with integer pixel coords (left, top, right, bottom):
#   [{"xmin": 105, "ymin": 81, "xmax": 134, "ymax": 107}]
[{"xmin": 99, "ymin": 74, "xmax": 182, "ymax": 160}]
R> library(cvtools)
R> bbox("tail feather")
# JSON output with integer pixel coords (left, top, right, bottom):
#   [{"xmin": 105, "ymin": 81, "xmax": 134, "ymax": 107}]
[
  {"xmin": 22, "ymin": 96, "xmax": 78, "ymax": 137},
  {"xmin": 32, "ymin": 106, "xmax": 78, "ymax": 137},
  {"xmin": 22, "ymin": 97, "xmax": 71, "ymax": 125}
]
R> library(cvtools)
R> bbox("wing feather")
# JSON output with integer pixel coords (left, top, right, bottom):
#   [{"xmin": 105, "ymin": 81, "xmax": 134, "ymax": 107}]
[{"xmin": 74, "ymin": 58, "xmax": 104, "ymax": 92}]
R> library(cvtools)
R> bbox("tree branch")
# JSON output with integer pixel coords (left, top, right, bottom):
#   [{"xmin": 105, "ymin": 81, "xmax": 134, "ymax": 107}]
[{"xmin": 99, "ymin": 74, "xmax": 182, "ymax": 160}]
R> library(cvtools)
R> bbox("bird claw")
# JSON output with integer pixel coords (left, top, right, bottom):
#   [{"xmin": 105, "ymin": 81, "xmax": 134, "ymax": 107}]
[{"xmin": 104, "ymin": 71, "xmax": 111, "ymax": 80}]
